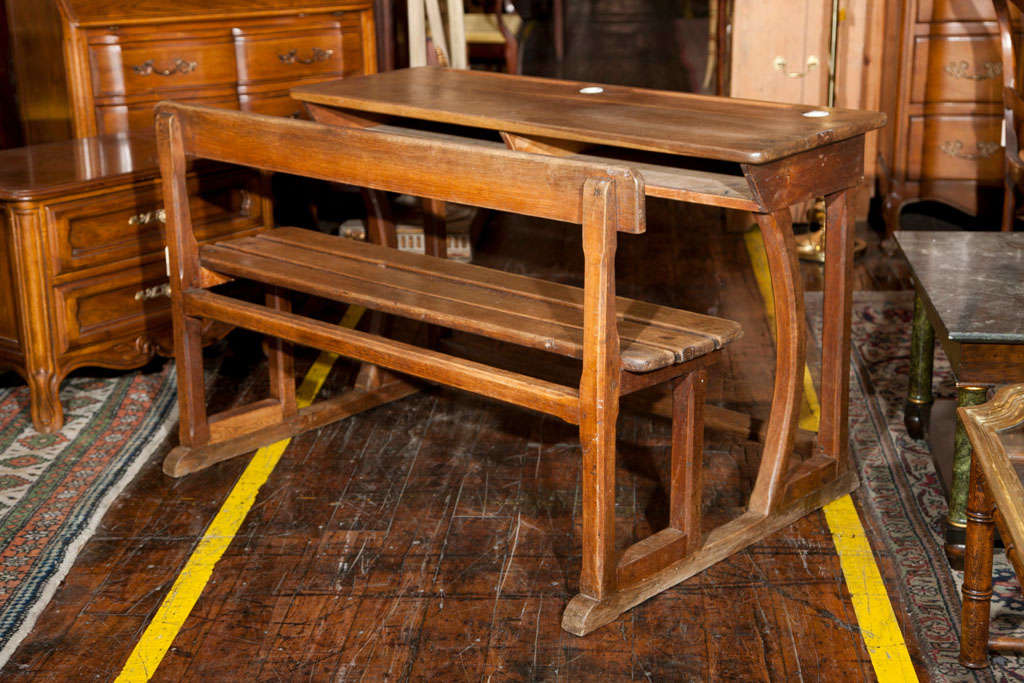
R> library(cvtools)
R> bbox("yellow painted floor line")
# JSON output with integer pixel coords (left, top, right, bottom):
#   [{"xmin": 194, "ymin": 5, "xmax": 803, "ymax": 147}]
[
  {"xmin": 116, "ymin": 305, "xmax": 365, "ymax": 682},
  {"xmin": 744, "ymin": 228, "xmax": 917, "ymax": 682}
]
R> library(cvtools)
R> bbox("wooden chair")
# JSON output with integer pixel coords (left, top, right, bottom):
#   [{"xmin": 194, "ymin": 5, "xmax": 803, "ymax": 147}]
[
  {"xmin": 995, "ymin": 0, "xmax": 1024, "ymax": 232},
  {"xmin": 155, "ymin": 101, "xmax": 741, "ymax": 634},
  {"xmin": 959, "ymin": 383, "xmax": 1024, "ymax": 667}
]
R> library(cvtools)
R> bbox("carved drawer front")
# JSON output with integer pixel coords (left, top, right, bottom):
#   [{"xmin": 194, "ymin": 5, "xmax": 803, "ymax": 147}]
[
  {"xmin": 907, "ymin": 114, "xmax": 1004, "ymax": 180},
  {"xmin": 94, "ymin": 93, "xmax": 239, "ymax": 135},
  {"xmin": 54, "ymin": 262, "xmax": 172, "ymax": 351},
  {"xmin": 48, "ymin": 171, "xmax": 264, "ymax": 276},
  {"xmin": 919, "ymin": 0, "xmax": 997, "ymax": 22},
  {"xmin": 912, "ymin": 34, "xmax": 1003, "ymax": 103},
  {"xmin": 233, "ymin": 20, "xmax": 346, "ymax": 85},
  {"xmin": 89, "ymin": 32, "xmax": 236, "ymax": 99}
]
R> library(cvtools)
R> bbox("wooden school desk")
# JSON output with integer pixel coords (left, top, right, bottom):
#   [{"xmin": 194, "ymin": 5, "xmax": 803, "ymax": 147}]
[{"xmin": 288, "ymin": 67, "xmax": 886, "ymax": 633}]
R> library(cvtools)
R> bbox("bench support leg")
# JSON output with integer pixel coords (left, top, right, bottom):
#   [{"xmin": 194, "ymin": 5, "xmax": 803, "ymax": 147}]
[
  {"xmin": 671, "ymin": 369, "xmax": 706, "ymax": 553},
  {"xmin": 266, "ymin": 287, "xmax": 296, "ymax": 417}
]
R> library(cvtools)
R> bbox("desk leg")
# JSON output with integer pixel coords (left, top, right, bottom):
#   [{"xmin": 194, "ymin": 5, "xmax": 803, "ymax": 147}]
[
  {"xmin": 904, "ymin": 292, "xmax": 934, "ymax": 439},
  {"xmin": 749, "ymin": 208, "xmax": 804, "ymax": 514},
  {"xmin": 818, "ymin": 189, "xmax": 854, "ymax": 472}
]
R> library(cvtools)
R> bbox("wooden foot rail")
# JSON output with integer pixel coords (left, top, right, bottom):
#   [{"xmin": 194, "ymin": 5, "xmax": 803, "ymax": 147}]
[{"xmin": 154, "ymin": 101, "xmax": 858, "ymax": 637}]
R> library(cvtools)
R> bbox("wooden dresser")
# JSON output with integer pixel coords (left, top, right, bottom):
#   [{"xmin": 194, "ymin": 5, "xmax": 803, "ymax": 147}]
[
  {"xmin": 8, "ymin": 0, "xmax": 377, "ymax": 141},
  {"xmin": 0, "ymin": 134, "xmax": 270, "ymax": 433},
  {"xmin": 880, "ymin": 0, "xmax": 1020, "ymax": 232}
]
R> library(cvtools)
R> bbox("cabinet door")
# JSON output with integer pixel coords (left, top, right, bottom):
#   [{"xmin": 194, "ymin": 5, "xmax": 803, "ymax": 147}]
[{"xmin": 730, "ymin": 0, "xmax": 830, "ymax": 105}]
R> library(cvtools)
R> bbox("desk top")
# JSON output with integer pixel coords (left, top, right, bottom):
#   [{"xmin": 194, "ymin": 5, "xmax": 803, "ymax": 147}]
[
  {"xmin": 895, "ymin": 231, "xmax": 1024, "ymax": 344},
  {"xmin": 291, "ymin": 67, "xmax": 887, "ymax": 164}
]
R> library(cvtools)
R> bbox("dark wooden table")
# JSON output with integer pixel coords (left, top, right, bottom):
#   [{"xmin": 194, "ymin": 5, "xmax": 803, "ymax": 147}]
[
  {"xmin": 896, "ymin": 230, "xmax": 1024, "ymax": 565},
  {"xmin": 291, "ymin": 67, "xmax": 887, "ymax": 633}
]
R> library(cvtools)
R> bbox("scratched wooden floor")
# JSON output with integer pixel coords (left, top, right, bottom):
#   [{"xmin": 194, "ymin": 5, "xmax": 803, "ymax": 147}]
[{"xmin": 1, "ymin": 0, "xmax": 933, "ymax": 680}]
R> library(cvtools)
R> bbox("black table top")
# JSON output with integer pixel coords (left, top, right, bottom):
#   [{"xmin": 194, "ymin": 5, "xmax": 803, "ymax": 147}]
[{"xmin": 895, "ymin": 231, "xmax": 1024, "ymax": 344}]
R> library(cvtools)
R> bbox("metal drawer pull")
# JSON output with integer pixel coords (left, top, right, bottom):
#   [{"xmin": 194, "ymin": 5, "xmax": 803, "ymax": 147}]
[
  {"xmin": 773, "ymin": 55, "xmax": 819, "ymax": 78},
  {"xmin": 128, "ymin": 208, "xmax": 166, "ymax": 226},
  {"xmin": 939, "ymin": 139, "xmax": 1001, "ymax": 160},
  {"xmin": 278, "ymin": 48, "xmax": 334, "ymax": 64},
  {"xmin": 134, "ymin": 283, "xmax": 171, "ymax": 301},
  {"xmin": 945, "ymin": 60, "xmax": 1001, "ymax": 81},
  {"xmin": 132, "ymin": 59, "xmax": 198, "ymax": 76}
]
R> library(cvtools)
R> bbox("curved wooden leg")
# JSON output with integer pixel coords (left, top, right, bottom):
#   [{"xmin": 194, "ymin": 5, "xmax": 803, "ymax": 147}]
[
  {"xmin": 748, "ymin": 209, "xmax": 805, "ymax": 514},
  {"xmin": 27, "ymin": 366, "xmax": 63, "ymax": 434},
  {"xmin": 960, "ymin": 455, "xmax": 995, "ymax": 669},
  {"xmin": 904, "ymin": 291, "xmax": 934, "ymax": 439}
]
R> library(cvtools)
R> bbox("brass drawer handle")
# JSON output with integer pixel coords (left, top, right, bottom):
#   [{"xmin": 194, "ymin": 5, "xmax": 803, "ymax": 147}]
[
  {"xmin": 131, "ymin": 59, "xmax": 198, "ymax": 76},
  {"xmin": 128, "ymin": 208, "xmax": 166, "ymax": 226},
  {"xmin": 773, "ymin": 55, "xmax": 819, "ymax": 78},
  {"xmin": 945, "ymin": 60, "xmax": 1002, "ymax": 81},
  {"xmin": 278, "ymin": 48, "xmax": 334, "ymax": 65},
  {"xmin": 939, "ymin": 139, "xmax": 1001, "ymax": 160},
  {"xmin": 134, "ymin": 283, "xmax": 171, "ymax": 301}
]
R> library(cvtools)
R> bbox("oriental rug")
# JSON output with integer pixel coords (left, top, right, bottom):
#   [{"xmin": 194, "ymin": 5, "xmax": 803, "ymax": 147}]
[
  {"xmin": 809, "ymin": 290, "xmax": 1022, "ymax": 682},
  {"xmin": 0, "ymin": 363, "xmax": 177, "ymax": 666}
]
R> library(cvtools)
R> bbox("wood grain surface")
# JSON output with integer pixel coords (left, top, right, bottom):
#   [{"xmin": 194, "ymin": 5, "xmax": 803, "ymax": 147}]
[{"xmin": 291, "ymin": 67, "xmax": 886, "ymax": 163}]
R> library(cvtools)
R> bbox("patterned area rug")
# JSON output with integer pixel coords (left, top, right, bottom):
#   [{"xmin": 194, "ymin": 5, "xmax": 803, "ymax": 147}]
[
  {"xmin": 809, "ymin": 291, "xmax": 1021, "ymax": 682},
  {"xmin": 0, "ymin": 363, "xmax": 177, "ymax": 666}
]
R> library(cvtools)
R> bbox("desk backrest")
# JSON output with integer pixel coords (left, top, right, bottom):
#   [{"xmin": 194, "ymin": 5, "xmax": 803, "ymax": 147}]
[{"xmin": 154, "ymin": 101, "xmax": 645, "ymax": 234}]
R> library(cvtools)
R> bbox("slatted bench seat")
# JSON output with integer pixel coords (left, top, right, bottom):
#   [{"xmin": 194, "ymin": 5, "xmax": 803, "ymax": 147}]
[
  {"xmin": 200, "ymin": 227, "xmax": 741, "ymax": 373},
  {"xmin": 155, "ymin": 102, "xmax": 742, "ymax": 637}
]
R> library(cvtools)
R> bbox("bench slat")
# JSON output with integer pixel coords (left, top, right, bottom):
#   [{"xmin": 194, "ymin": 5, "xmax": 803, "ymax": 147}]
[
  {"xmin": 200, "ymin": 230, "xmax": 740, "ymax": 373},
  {"xmin": 217, "ymin": 237, "xmax": 703, "ymax": 362},
  {"xmin": 264, "ymin": 228, "xmax": 742, "ymax": 349}
]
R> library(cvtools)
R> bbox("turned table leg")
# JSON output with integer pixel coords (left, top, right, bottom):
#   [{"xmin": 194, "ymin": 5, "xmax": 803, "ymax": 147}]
[
  {"xmin": 904, "ymin": 291, "xmax": 935, "ymax": 439},
  {"xmin": 960, "ymin": 454, "xmax": 996, "ymax": 669},
  {"xmin": 947, "ymin": 385, "xmax": 990, "ymax": 567}
]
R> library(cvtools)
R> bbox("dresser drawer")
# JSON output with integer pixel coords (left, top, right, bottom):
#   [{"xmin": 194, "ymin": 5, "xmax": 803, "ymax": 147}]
[
  {"xmin": 48, "ymin": 171, "xmax": 264, "ymax": 276},
  {"xmin": 89, "ymin": 34, "xmax": 237, "ymax": 99},
  {"xmin": 94, "ymin": 92, "xmax": 239, "ymax": 136},
  {"xmin": 907, "ymin": 114, "xmax": 1004, "ymax": 181},
  {"xmin": 912, "ymin": 34, "xmax": 1003, "ymax": 103},
  {"xmin": 233, "ymin": 20, "xmax": 346, "ymax": 85},
  {"xmin": 54, "ymin": 262, "xmax": 172, "ymax": 351},
  {"xmin": 919, "ymin": 0, "xmax": 997, "ymax": 22}
]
